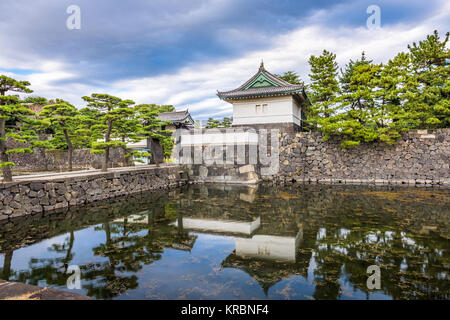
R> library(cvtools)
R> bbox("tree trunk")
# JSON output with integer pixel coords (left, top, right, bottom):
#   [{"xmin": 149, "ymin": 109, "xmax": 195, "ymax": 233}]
[
  {"xmin": 122, "ymin": 146, "xmax": 130, "ymax": 166},
  {"xmin": 103, "ymin": 119, "xmax": 112, "ymax": 172},
  {"xmin": 63, "ymin": 129, "xmax": 73, "ymax": 171},
  {"xmin": 0, "ymin": 117, "xmax": 12, "ymax": 182},
  {"xmin": 121, "ymin": 137, "xmax": 130, "ymax": 167},
  {"xmin": 105, "ymin": 223, "xmax": 111, "ymax": 247},
  {"xmin": 2, "ymin": 250, "xmax": 13, "ymax": 281},
  {"xmin": 63, "ymin": 231, "xmax": 74, "ymax": 273}
]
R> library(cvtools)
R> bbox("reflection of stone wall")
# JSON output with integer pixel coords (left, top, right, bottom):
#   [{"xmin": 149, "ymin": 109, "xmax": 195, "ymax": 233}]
[
  {"xmin": 0, "ymin": 166, "xmax": 187, "ymax": 221},
  {"xmin": 267, "ymin": 129, "xmax": 450, "ymax": 186},
  {"xmin": 0, "ymin": 188, "xmax": 174, "ymax": 252}
]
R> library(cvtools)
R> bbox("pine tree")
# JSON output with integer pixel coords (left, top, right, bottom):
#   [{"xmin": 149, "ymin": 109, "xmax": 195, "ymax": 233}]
[
  {"xmin": 374, "ymin": 52, "xmax": 414, "ymax": 139},
  {"xmin": 307, "ymin": 50, "xmax": 340, "ymax": 128},
  {"xmin": 205, "ymin": 117, "xmax": 221, "ymax": 128},
  {"xmin": 318, "ymin": 52, "xmax": 385, "ymax": 147},
  {"xmin": 275, "ymin": 71, "xmax": 304, "ymax": 85},
  {"xmin": 134, "ymin": 104, "xmax": 173, "ymax": 165},
  {"xmin": 0, "ymin": 75, "xmax": 37, "ymax": 181},
  {"xmin": 339, "ymin": 52, "xmax": 373, "ymax": 94},
  {"xmin": 406, "ymin": 30, "xmax": 450, "ymax": 128},
  {"xmin": 154, "ymin": 104, "xmax": 175, "ymax": 113},
  {"xmin": 111, "ymin": 108, "xmax": 143, "ymax": 166},
  {"xmin": 82, "ymin": 94, "xmax": 135, "ymax": 171},
  {"xmin": 39, "ymin": 99, "xmax": 80, "ymax": 171},
  {"xmin": 221, "ymin": 117, "xmax": 232, "ymax": 128}
]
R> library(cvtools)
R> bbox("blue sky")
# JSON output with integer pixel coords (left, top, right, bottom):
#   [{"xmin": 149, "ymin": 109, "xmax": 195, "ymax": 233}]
[{"xmin": 0, "ymin": 0, "xmax": 449, "ymax": 119}]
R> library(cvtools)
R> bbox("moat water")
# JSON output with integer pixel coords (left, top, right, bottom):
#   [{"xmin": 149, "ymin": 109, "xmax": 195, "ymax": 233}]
[{"xmin": 0, "ymin": 184, "xmax": 448, "ymax": 300}]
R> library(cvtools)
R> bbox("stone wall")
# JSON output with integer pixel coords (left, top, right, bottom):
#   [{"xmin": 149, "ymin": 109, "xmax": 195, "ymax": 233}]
[
  {"xmin": 178, "ymin": 127, "xmax": 261, "ymax": 184},
  {"xmin": 0, "ymin": 165, "xmax": 187, "ymax": 221},
  {"xmin": 8, "ymin": 148, "xmax": 128, "ymax": 172},
  {"xmin": 180, "ymin": 128, "xmax": 449, "ymax": 186},
  {"xmin": 186, "ymin": 164, "xmax": 259, "ymax": 184},
  {"xmin": 265, "ymin": 129, "xmax": 450, "ymax": 186}
]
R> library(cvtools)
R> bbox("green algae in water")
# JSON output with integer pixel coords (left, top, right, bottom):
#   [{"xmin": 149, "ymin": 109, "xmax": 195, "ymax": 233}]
[{"xmin": 0, "ymin": 184, "xmax": 448, "ymax": 300}]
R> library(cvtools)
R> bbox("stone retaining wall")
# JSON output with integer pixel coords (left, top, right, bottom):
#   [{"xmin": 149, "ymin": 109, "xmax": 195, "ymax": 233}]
[
  {"xmin": 264, "ymin": 129, "xmax": 450, "ymax": 186},
  {"xmin": 186, "ymin": 164, "xmax": 259, "ymax": 184},
  {"xmin": 8, "ymin": 147, "xmax": 128, "ymax": 172},
  {"xmin": 0, "ymin": 165, "xmax": 187, "ymax": 221}
]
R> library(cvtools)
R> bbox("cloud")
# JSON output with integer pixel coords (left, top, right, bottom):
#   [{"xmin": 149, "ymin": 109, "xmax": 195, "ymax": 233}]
[{"xmin": 103, "ymin": 1, "xmax": 449, "ymax": 119}]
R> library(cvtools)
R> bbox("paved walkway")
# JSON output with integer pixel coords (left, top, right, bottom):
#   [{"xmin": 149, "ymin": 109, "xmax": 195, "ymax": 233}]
[
  {"xmin": 0, "ymin": 280, "xmax": 92, "ymax": 300},
  {"xmin": 1, "ymin": 163, "xmax": 179, "ymax": 183}
]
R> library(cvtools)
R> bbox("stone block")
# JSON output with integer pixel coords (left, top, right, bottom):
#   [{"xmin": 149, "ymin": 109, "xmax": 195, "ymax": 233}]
[{"xmin": 239, "ymin": 164, "xmax": 255, "ymax": 174}]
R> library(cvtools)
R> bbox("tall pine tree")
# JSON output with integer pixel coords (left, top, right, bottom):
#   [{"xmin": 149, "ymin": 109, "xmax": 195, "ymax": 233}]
[
  {"xmin": 82, "ymin": 94, "xmax": 135, "ymax": 171},
  {"xmin": 307, "ymin": 50, "xmax": 340, "ymax": 128},
  {"xmin": 0, "ymin": 76, "xmax": 36, "ymax": 181},
  {"xmin": 39, "ymin": 99, "xmax": 80, "ymax": 171},
  {"xmin": 406, "ymin": 30, "xmax": 450, "ymax": 128}
]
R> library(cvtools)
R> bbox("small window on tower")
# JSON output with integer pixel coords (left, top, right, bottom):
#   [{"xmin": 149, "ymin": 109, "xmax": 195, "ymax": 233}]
[
  {"xmin": 255, "ymin": 104, "xmax": 261, "ymax": 113},
  {"xmin": 262, "ymin": 104, "xmax": 268, "ymax": 113}
]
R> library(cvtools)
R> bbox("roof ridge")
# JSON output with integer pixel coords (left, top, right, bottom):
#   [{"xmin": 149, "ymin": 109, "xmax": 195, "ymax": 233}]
[{"xmin": 218, "ymin": 63, "xmax": 303, "ymax": 95}]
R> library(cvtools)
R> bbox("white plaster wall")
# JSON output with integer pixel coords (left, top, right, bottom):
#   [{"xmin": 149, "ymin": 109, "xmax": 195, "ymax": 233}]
[
  {"xmin": 232, "ymin": 96, "xmax": 302, "ymax": 126},
  {"xmin": 180, "ymin": 131, "xmax": 259, "ymax": 145}
]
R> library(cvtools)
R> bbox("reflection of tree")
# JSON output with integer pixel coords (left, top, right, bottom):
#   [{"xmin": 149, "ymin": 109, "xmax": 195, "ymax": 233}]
[
  {"xmin": 1, "ymin": 184, "xmax": 448, "ymax": 300},
  {"xmin": 309, "ymin": 223, "xmax": 449, "ymax": 300},
  {"xmin": 1, "ymin": 250, "xmax": 13, "ymax": 281},
  {"xmin": 8, "ymin": 230, "xmax": 76, "ymax": 288},
  {"xmin": 222, "ymin": 252, "xmax": 310, "ymax": 296},
  {"xmin": 1, "ymin": 198, "xmax": 197, "ymax": 299},
  {"xmin": 81, "ymin": 204, "xmax": 196, "ymax": 299}
]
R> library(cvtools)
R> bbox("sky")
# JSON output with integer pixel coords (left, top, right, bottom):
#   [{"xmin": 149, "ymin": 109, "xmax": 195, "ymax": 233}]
[{"xmin": 0, "ymin": 0, "xmax": 449, "ymax": 120}]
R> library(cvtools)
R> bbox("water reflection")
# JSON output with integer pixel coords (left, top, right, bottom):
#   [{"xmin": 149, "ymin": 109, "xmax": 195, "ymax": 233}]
[{"xmin": 0, "ymin": 184, "xmax": 448, "ymax": 300}]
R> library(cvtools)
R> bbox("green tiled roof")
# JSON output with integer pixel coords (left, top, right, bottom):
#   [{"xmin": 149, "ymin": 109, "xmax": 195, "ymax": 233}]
[{"xmin": 217, "ymin": 62, "xmax": 305, "ymax": 101}]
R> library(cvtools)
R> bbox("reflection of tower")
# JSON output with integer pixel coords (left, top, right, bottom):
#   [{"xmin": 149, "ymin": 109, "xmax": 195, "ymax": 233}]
[
  {"xmin": 113, "ymin": 207, "xmax": 197, "ymax": 252},
  {"xmin": 235, "ymin": 228, "xmax": 303, "ymax": 262},
  {"xmin": 221, "ymin": 224, "xmax": 306, "ymax": 295},
  {"xmin": 172, "ymin": 213, "xmax": 303, "ymax": 262},
  {"xmin": 174, "ymin": 217, "xmax": 260, "ymax": 235},
  {"xmin": 174, "ymin": 210, "xmax": 307, "ymax": 296}
]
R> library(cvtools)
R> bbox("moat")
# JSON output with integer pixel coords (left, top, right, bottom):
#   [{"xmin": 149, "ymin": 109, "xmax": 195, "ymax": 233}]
[{"xmin": 0, "ymin": 184, "xmax": 448, "ymax": 300}]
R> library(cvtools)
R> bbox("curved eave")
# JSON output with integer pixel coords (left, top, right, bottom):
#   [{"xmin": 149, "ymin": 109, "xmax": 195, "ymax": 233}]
[
  {"xmin": 171, "ymin": 115, "xmax": 195, "ymax": 125},
  {"xmin": 217, "ymin": 89, "xmax": 304, "ymax": 102}
]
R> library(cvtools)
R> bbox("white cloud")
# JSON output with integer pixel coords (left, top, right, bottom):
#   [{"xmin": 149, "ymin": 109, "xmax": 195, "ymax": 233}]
[
  {"xmin": 1, "ymin": 0, "xmax": 448, "ymax": 120},
  {"xmin": 106, "ymin": 5, "xmax": 448, "ymax": 119}
]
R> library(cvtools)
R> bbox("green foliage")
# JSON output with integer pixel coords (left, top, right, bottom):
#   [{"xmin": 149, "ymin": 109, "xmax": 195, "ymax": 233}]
[
  {"xmin": 134, "ymin": 104, "xmax": 174, "ymax": 161},
  {"xmin": 275, "ymin": 71, "xmax": 304, "ymax": 85},
  {"xmin": 22, "ymin": 96, "xmax": 48, "ymax": 106},
  {"xmin": 0, "ymin": 162, "xmax": 14, "ymax": 168},
  {"xmin": 82, "ymin": 94, "xmax": 135, "ymax": 168},
  {"xmin": 0, "ymin": 75, "xmax": 32, "ymax": 96},
  {"xmin": 307, "ymin": 50, "xmax": 340, "ymax": 127},
  {"xmin": 221, "ymin": 117, "xmax": 232, "ymax": 128},
  {"xmin": 306, "ymin": 30, "xmax": 449, "ymax": 147},
  {"xmin": 0, "ymin": 75, "xmax": 38, "ymax": 180},
  {"xmin": 39, "ymin": 99, "xmax": 83, "ymax": 169},
  {"xmin": 205, "ymin": 117, "xmax": 221, "ymax": 128},
  {"xmin": 205, "ymin": 117, "xmax": 232, "ymax": 128},
  {"xmin": 405, "ymin": 30, "xmax": 450, "ymax": 128},
  {"xmin": 151, "ymin": 104, "xmax": 175, "ymax": 113}
]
